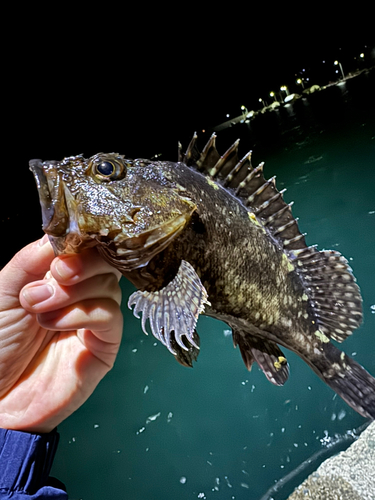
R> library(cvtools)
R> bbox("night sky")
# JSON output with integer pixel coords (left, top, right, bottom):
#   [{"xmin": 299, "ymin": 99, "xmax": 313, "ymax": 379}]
[
  {"xmin": 9, "ymin": 11, "xmax": 375, "ymax": 158},
  {"xmin": 2, "ymin": 10, "xmax": 374, "ymax": 264}
]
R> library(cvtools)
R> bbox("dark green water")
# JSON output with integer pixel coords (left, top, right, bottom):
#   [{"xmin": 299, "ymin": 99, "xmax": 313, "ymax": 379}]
[{"xmin": 51, "ymin": 71, "xmax": 375, "ymax": 500}]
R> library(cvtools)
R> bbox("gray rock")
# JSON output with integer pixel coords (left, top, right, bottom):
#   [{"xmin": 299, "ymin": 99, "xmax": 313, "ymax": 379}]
[{"xmin": 288, "ymin": 421, "xmax": 375, "ymax": 499}]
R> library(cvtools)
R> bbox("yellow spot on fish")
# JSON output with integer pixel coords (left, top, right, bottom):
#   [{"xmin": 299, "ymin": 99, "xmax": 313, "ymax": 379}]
[
  {"xmin": 281, "ymin": 252, "xmax": 294, "ymax": 273},
  {"xmin": 314, "ymin": 330, "xmax": 330, "ymax": 343},
  {"xmin": 247, "ymin": 212, "xmax": 266, "ymax": 232},
  {"xmin": 207, "ymin": 177, "xmax": 219, "ymax": 190},
  {"xmin": 274, "ymin": 357, "xmax": 287, "ymax": 370}
]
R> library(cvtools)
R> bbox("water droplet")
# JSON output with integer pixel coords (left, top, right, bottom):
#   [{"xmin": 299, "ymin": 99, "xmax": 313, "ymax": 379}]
[
  {"xmin": 180, "ymin": 476, "xmax": 187, "ymax": 484},
  {"xmin": 224, "ymin": 476, "xmax": 232, "ymax": 488},
  {"xmin": 146, "ymin": 412, "xmax": 161, "ymax": 424},
  {"xmin": 338, "ymin": 409, "xmax": 346, "ymax": 420}
]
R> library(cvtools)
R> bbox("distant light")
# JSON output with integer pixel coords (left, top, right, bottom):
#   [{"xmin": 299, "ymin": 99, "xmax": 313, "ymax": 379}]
[
  {"xmin": 226, "ymin": 114, "xmax": 230, "ymax": 118},
  {"xmin": 360, "ymin": 53, "xmax": 364, "ymax": 58},
  {"xmin": 241, "ymin": 105, "xmax": 246, "ymax": 110},
  {"xmin": 270, "ymin": 92, "xmax": 275, "ymax": 97},
  {"xmin": 334, "ymin": 60, "xmax": 339, "ymax": 65}
]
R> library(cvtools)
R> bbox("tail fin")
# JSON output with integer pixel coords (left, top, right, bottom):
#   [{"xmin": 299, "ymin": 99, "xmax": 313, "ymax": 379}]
[{"xmin": 307, "ymin": 342, "xmax": 375, "ymax": 419}]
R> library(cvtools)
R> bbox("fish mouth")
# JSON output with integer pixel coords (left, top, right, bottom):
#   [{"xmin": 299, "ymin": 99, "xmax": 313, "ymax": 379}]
[{"xmin": 29, "ymin": 159, "xmax": 69, "ymax": 237}]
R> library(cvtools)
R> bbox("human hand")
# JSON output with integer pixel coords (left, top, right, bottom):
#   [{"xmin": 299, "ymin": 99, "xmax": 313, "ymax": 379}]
[{"xmin": 0, "ymin": 236, "xmax": 123, "ymax": 433}]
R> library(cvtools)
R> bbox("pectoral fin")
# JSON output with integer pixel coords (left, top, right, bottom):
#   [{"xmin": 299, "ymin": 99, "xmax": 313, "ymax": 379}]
[{"xmin": 128, "ymin": 260, "xmax": 209, "ymax": 364}]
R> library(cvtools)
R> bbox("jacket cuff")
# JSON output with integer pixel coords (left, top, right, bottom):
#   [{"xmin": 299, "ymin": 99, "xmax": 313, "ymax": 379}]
[{"xmin": 0, "ymin": 427, "xmax": 60, "ymax": 495}]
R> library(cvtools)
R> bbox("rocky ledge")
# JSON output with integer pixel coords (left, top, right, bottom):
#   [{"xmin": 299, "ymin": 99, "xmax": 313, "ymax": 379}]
[{"xmin": 288, "ymin": 420, "xmax": 375, "ymax": 500}]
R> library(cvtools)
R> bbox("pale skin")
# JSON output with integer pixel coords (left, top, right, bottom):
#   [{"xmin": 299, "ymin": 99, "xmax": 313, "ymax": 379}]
[{"xmin": 0, "ymin": 235, "xmax": 123, "ymax": 433}]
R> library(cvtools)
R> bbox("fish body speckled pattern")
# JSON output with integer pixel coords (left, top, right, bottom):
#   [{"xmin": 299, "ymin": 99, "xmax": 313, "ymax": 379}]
[{"xmin": 29, "ymin": 133, "xmax": 375, "ymax": 419}]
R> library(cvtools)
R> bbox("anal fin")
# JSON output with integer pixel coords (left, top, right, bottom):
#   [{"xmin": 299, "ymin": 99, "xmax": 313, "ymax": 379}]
[{"xmin": 233, "ymin": 329, "xmax": 289, "ymax": 386}]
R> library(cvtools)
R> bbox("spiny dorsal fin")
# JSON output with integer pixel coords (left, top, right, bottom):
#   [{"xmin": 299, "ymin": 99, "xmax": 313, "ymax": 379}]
[
  {"xmin": 180, "ymin": 133, "xmax": 306, "ymax": 251},
  {"xmin": 180, "ymin": 134, "xmax": 363, "ymax": 342}
]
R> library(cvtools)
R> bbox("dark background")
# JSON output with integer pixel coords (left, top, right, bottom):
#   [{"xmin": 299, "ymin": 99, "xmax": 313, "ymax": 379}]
[{"xmin": 2, "ymin": 7, "xmax": 374, "ymax": 267}]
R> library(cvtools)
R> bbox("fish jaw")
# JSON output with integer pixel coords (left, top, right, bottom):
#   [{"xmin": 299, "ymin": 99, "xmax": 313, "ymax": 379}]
[
  {"xmin": 29, "ymin": 160, "xmax": 70, "ymax": 238},
  {"xmin": 29, "ymin": 159, "xmax": 91, "ymax": 254}
]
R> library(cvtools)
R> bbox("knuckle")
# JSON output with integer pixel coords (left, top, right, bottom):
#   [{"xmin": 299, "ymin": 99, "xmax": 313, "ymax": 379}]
[{"xmin": 101, "ymin": 273, "xmax": 121, "ymax": 296}]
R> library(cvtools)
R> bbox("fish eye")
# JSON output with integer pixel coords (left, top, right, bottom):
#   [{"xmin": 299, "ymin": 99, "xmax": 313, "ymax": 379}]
[
  {"xmin": 97, "ymin": 161, "xmax": 115, "ymax": 176},
  {"xmin": 92, "ymin": 157, "xmax": 127, "ymax": 181}
]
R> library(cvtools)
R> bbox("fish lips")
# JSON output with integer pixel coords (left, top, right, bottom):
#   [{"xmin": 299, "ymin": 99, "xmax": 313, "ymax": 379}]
[{"xmin": 29, "ymin": 159, "xmax": 69, "ymax": 237}]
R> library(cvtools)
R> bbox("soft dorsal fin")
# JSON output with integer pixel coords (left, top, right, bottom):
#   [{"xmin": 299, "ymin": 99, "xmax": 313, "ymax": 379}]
[{"xmin": 179, "ymin": 133, "xmax": 363, "ymax": 343}]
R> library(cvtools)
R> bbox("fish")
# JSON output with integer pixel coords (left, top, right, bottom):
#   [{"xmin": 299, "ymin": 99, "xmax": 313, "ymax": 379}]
[{"xmin": 29, "ymin": 133, "xmax": 375, "ymax": 419}]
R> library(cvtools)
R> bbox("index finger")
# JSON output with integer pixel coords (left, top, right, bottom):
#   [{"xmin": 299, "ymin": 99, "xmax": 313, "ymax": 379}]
[
  {"xmin": 50, "ymin": 248, "xmax": 122, "ymax": 286},
  {"xmin": 0, "ymin": 236, "xmax": 55, "ymax": 309}
]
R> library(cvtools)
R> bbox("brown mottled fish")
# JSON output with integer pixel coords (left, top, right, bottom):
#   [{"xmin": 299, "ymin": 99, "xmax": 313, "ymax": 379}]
[{"xmin": 30, "ymin": 134, "xmax": 375, "ymax": 419}]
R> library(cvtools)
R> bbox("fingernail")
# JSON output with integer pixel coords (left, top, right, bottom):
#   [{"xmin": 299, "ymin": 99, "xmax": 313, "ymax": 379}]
[
  {"xmin": 54, "ymin": 256, "xmax": 80, "ymax": 281},
  {"xmin": 39, "ymin": 234, "xmax": 50, "ymax": 246},
  {"xmin": 23, "ymin": 283, "xmax": 54, "ymax": 306}
]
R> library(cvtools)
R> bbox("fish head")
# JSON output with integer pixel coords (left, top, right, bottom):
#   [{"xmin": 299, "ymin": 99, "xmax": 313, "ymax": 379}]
[{"xmin": 30, "ymin": 154, "xmax": 196, "ymax": 271}]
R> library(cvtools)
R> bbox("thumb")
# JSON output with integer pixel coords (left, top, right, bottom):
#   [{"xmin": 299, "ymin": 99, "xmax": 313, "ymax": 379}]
[{"xmin": 0, "ymin": 236, "xmax": 55, "ymax": 309}]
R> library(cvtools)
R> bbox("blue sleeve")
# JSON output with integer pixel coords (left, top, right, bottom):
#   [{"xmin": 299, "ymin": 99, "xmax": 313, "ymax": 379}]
[{"xmin": 0, "ymin": 428, "xmax": 68, "ymax": 499}]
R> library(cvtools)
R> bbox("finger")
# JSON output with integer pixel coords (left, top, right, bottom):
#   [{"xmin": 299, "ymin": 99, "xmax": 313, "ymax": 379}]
[
  {"xmin": 36, "ymin": 298, "xmax": 123, "ymax": 346},
  {"xmin": 50, "ymin": 248, "xmax": 122, "ymax": 286},
  {"xmin": 20, "ymin": 272, "xmax": 122, "ymax": 313},
  {"xmin": 0, "ymin": 236, "xmax": 54, "ymax": 309}
]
